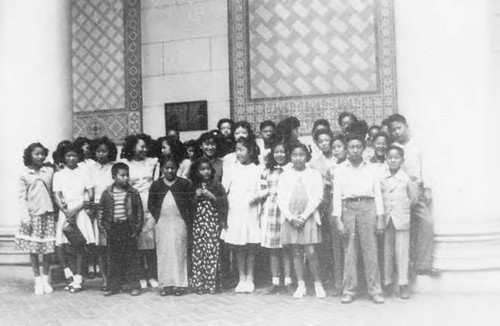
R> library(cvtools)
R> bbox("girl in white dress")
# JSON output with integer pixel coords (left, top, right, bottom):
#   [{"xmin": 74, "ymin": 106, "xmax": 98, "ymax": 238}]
[
  {"xmin": 54, "ymin": 141, "xmax": 95, "ymax": 293},
  {"xmin": 120, "ymin": 134, "xmax": 159, "ymax": 289},
  {"xmin": 221, "ymin": 138, "xmax": 262, "ymax": 293}
]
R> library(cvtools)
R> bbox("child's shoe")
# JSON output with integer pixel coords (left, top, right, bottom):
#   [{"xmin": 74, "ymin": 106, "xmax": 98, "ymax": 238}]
[
  {"xmin": 34, "ymin": 277, "xmax": 44, "ymax": 295},
  {"xmin": 234, "ymin": 281, "xmax": 246, "ymax": 293},
  {"xmin": 148, "ymin": 278, "xmax": 158, "ymax": 288},
  {"xmin": 314, "ymin": 283, "xmax": 326, "ymax": 299},
  {"xmin": 63, "ymin": 268, "xmax": 74, "ymax": 291},
  {"xmin": 293, "ymin": 285, "xmax": 306, "ymax": 299},
  {"xmin": 245, "ymin": 280, "xmax": 255, "ymax": 293},
  {"xmin": 41, "ymin": 275, "xmax": 53, "ymax": 294},
  {"xmin": 69, "ymin": 275, "xmax": 83, "ymax": 293},
  {"xmin": 399, "ymin": 285, "xmax": 410, "ymax": 300},
  {"xmin": 139, "ymin": 279, "xmax": 148, "ymax": 290}
]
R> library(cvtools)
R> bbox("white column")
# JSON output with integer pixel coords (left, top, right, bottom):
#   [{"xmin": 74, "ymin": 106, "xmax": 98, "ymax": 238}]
[
  {"xmin": 0, "ymin": 0, "xmax": 73, "ymax": 233},
  {"xmin": 394, "ymin": 0, "xmax": 500, "ymax": 271}
]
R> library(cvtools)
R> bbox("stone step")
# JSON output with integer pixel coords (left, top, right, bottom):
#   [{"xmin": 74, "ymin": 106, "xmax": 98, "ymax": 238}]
[{"xmin": 0, "ymin": 234, "xmax": 29, "ymax": 265}]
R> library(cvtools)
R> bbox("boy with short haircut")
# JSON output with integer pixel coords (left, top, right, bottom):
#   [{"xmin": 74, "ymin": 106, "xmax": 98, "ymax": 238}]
[
  {"xmin": 100, "ymin": 162, "xmax": 144, "ymax": 296},
  {"xmin": 387, "ymin": 114, "xmax": 434, "ymax": 275},
  {"xmin": 380, "ymin": 145, "xmax": 418, "ymax": 299}
]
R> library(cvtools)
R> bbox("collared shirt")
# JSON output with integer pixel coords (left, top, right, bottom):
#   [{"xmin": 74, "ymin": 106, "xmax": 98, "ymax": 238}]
[
  {"xmin": 380, "ymin": 165, "xmax": 418, "ymax": 230},
  {"xmin": 332, "ymin": 160, "xmax": 384, "ymax": 217},
  {"xmin": 19, "ymin": 166, "xmax": 54, "ymax": 220},
  {"xmin": 393, "ymin": 138, "xmax": 431, "ymax": 189},
  {"xmin": 277, "ymin": 167, "xmax": 324, "ymax": 225}
]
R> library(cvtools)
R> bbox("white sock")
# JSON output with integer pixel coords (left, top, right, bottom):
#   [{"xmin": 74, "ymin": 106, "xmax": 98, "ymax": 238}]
[
  {"xmin": 64, "ymin": 268, "xmax": 73, "ymax": 279},
  {"xmin": 272, "ymin": 277, "xmax": 280, "ymax": 286},
  {"xmin": 284, "ymin": 277, "xmax": 292, "ymax": 286}
]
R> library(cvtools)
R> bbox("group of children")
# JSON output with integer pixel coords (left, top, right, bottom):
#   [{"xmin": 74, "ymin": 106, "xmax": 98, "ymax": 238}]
[{"xmin": 15, "ymin": 112, "xmax": 433, "ymax": 304}]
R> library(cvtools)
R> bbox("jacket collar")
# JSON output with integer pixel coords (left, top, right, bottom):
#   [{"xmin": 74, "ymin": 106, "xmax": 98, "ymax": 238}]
[{"xmin": 382, "ymin": 165, "xmax": 405, "ymax": 180}]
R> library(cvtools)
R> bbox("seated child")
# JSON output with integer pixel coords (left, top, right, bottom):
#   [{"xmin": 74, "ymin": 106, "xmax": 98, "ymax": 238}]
[{"xmin": 100, "ymin": 163, "xmax": 144, "ymax": 296}]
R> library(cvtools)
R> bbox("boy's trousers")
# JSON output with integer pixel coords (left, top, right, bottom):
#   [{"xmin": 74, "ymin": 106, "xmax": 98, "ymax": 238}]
[
  {"xmin": 107, "ymin": 222, "xmax": 140, "ymax": 291},
  {"xmin": 341, "ymin": 198, "xmax": 382, "ymax": 296},
  {"xmin": 384, "ymin": 220, "xmax": 410, "ymax": 286},
  {"xmin": 410, "ymin": 185, "xmax": 433, "ymax": 273}
]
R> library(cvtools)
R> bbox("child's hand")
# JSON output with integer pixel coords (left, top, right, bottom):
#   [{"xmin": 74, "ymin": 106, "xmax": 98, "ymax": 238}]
[
  {"xmin": 196, "ymin": 188, "xmax": 204, "ymax": 197},
  {"xmin": 424, "ymin": 188, "xmax": 433, "ymax": 205},
  {"xmin": 291, "ymin": 217, "xmax": 305, "ymax": 229},
  {"xmin": 336, "ymin": 217, "xmax": 347, "ymax": 236},
  {"xmin": 376, "ymin": 215, "xmax": 385, "ymax": 235},
  {"xmin": 201, "ymin": 189, "xmax": 216, "ymax": 201},
  {"xmin": 220, "ymin": 221, "xmax": 228, "ymax": 229}
]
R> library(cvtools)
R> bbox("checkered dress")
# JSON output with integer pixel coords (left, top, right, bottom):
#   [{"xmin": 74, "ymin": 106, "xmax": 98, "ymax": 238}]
[{"xmin": 260, "ymin": 166, "xmax": 286, "ymax": 249}]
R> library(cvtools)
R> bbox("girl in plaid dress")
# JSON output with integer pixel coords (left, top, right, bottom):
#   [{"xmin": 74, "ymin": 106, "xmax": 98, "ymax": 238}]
[{"xmin": 259, "ymin": 141, "xmax": 292, "ymax": 294}]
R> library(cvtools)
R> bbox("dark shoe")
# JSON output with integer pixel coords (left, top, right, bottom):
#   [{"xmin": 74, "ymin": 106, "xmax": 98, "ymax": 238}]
[
  {"xmin": 101, "ymin": 286, "xmax": 108, "ymax": 292},
  {"xmin": 87, "ymin": 271, "xmax": 96, "ymax": 280},
  {"xmin": 340, "ymin": 294, "xmax": 354, "ymax": 304},
  {"xmin": 104, "ymin": 289, "xmax": 120, "ymax": 296},
  {"xmin": 266, "ymin": 285, "xmax": 281, "ymax": 295},
  {"xmin": 174, "ymin": 288, "xmax": 187, "ymax": 296},
  {"xmin": 371, "ymin": 294, "xmax": 385, "ymax": 304},
  {"xmin": 130, "ymin": 289, "xmax": 141, "ymax": 296},
  {"xmin": 399, "ymin": 285, "xmax": 410, "ymax": 300},
  {"xmin": 330, "ymin": 288, "xmax": 341, "ymax": 297}
]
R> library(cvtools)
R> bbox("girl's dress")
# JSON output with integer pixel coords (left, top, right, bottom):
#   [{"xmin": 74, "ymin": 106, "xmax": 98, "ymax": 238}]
[
  {"xmin": 89, "ymin": 162, "xmax": 114, "ymax": 246},
  {"xmin": 259, "ymin": 163, "xmax": 291, "ymax": 249},
  {"xmin": 278, "ymin": 167, "xmax": 323, "ymax": 245},
  {"xmin": 124, "ymin": 157, "xmax": 158, "ymax": 250},
  {"xmin": 148, "ymin": 178, "xmax": 194, "ymax": 288},
  {"xmin": 190, "ymin": 182, "xmax": 228, "ymax": 292},
  {"xmin": 221, "ymin": 162, "xmax": 261, "ymax": 245},
  {"xmin": 54, "ymin": 167, "xmax": 95, "ymax": 246},
  {"xmin": 15, "ymin": 166, "xmax": 56, "ymax": 254}
]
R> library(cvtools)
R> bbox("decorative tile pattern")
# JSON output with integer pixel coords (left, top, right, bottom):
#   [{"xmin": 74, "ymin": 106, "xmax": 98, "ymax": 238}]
[
  {"xmin": 72, "ymin": 0, "xmax": 142, "ymax": 143},
  {"xmin": 228, "ymin": 0, "xmax": 397, "ymax": 134},
  {"xmin": 248, "ymin": 0, "xmax": 377, "ymax": 99}
]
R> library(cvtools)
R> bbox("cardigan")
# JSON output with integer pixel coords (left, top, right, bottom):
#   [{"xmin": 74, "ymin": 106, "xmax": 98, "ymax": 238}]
[
  {"xmin": 100, "ymin": 184, "xmax": 144, "ymax": 236},
  {"xmin": 147, "ymin": 177, "xmax": 195, "ymax": 227}
]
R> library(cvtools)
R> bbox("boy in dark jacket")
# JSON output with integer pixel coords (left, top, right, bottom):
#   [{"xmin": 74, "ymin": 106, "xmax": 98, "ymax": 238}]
[{"xmin": 100, "ymin": 163, "xmax": 144, "ymax": 296}]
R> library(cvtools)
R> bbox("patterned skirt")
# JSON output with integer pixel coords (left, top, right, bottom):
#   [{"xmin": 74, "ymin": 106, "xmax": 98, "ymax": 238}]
[
  {"xmin": 190, "ymin": 200, "xmax": 221, "ymax": 292},
  {"xmin": 15, "ymin": 212, "xmax": 56, "ymax": 254},
  {"xmin": 260, "ymin": 194, "xmax": 282, "ymax": 249}
]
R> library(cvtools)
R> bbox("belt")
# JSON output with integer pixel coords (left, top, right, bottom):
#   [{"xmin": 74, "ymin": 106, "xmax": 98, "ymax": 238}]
[{"xmin": 343, "ymin": 196, "xmax": 374, "ymax": 202}]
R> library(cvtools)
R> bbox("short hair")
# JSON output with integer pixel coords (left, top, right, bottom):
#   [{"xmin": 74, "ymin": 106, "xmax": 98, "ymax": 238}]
[
  {"xmin": 154, "ymin": 135, "xmax": 186, "ymax": 163},
  {"xmin": 346, "ymin": 120, "xmax": 368, "ymax": 144},
  {"xmin": 368, "ymin": 125, "xmax": 381, "ymax": 133},
  {"xmin": 337, "ymin": 111, "xmax": 358, "ymax": 126},
  {"xmin": 55, "ymin": 141, "xmax": 84, "ymax": 163},
  {"xmin": 23, "ymin": 142, "xmax": 49, "ymax": 167},
  {"xmin": 235, "ymin": 137, "xmax": 260, "ymax": 165},
  {"xmin": 197, "ymin": 130, "xmax": 220, "ymax": 158},
  {"xmin": 74, "ymin": 137, "xmax": 91, "ymax": 150},
  {"xmin": 121, "ymin": 134, "xmax": 153, "ymax": 160},
  {"xmin": 111, "ymin": 162, "xmax": 129, "ymax": 177},
  {"xmin": 276, "ymin": 116, "xmax": 301, "ymax": 142},
  {"xmin": 159, "ymin": 153, "xmax": 180, "ymax": 168},
  {"xmin": 189, "ymin": 157, "xmax": 215, "ymax": 186},
  {"xmin": 331, "ymin": 132, "xmax": 347, "ymax": 146},
  {"xmin": 265, "ymin": 140, "xmax": 290, "ymax": 170},
  {"xmin": 372, "ymin": 132, "xmax": 391, "ymax": 145},
  {"xmin": 381, "ymin": 118, "xmax": 391, "ymax": 127},
  {"xmin": 386, "ymin": 144, "xmax": 405, "ymax": 157},
  {"xmin": 184, "ymin": 139, "xmax": 200, "ymax": 157},
  {"xmin": 234, "ymin": 120, "xmax": 257, "ymax": 142},
  {"xmin": 288, "ymin": 141, "xmax": 312, "ymax": 162},
  {"xmin": 312, "ymin": 119, "xmax": 331, "ymax": 131},
  {"xmin": 387, "ymin": 114, "xmax": 408, "ymax": 126},
  {"xmin": 92, "ymin": 137, "xmax": 118, "ymax": 162},
  {"xmin": 313, "ymin": 128, "xmax": 334, "ymax": 143},
  {"xmin": 217, "ymin": 118, "xmax": 235, "ymax": 131},
  {"xmin": 259, "ymin": 120, "xmax": 276, "ymax": 131}
]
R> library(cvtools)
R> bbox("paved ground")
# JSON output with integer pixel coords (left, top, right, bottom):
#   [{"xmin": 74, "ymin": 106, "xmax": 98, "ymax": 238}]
[{"xmin": 0, "ymin": 266, "xmax": 499, "ymax": 326}]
